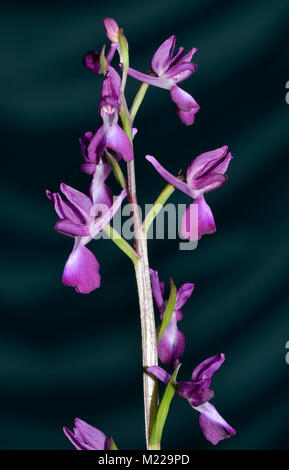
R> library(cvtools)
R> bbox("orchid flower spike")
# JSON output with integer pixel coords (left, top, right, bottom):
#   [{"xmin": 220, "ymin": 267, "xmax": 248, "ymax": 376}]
[
  {"xmin": 127, "ymin": 35, "xmax": 199, "ymax": 125},
  {"xmin": 146, "ymin": 146, "xmax": 233, "ymax": 240},
  {"xmin": 46, "ymin": 184, "xmax": 126, "ymax": 294},
  {"xmin": 148, "ymin": 354, "xmax": 236, "ymax": 445},
  {"xmin": 63, "ymin": 418, "xmax": 112, "ymax": 450},
  {"xmin": 86, "ymin": 66, "xmax": 133, "ymax": 166},
  {"xmin": 150, "ymin": 269, "xmax": 194, "ymax": 369}
]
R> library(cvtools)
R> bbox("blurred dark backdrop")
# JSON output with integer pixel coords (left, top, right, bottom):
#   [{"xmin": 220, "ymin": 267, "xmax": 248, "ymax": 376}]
[{"xmin": 1, "ymin": 0, "xmax": 289, "ymax": 450}]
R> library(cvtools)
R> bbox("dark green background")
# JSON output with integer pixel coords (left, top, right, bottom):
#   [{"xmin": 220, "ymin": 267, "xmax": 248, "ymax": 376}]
[{"xmin": 1, "ymin": 0, "xmax": 289, "ymax": 450}]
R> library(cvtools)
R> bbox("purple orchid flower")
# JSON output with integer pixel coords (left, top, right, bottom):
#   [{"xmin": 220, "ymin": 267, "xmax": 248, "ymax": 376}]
[
  {"xmin": 86, "ymin": 66, "xmax": 133, "ymax": 166},
  {"xmin": 63, "ymin": 418, "xmax": 111, "ymax": 450},
  {"xmin": 46, "ymin": 183, "xmax": 126, "ymax": 294},
  {"xmin": 148, "ymin": 353, "xmax": 236, "ymax": 445},
  {"xmin": 126, "ymin": 35, "xmax": 199, "ymax": 125},
  {"xmin": 146, "ymin": 146, "xmax": 233, "ymax": 241},
  {"xmin": 150, "ymin": 269, "xmax": 194, "ymax": 369}
]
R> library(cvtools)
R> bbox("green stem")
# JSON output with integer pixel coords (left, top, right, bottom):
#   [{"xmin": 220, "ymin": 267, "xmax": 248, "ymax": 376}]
[
  {"xmin": 157, "ymin": 278, "xmax": 177, "ymax": 343},
  {"xmin": 130, "ymin": 82, "xmax": 149, "ymax": 123},
  {"xmin": 104, "ymin": 150, "xmax": 126, "ymax": 189},
  {"xmin": 102, "ymin": 224, "xmax": 138, "ymax": 265},
  {"xmin": 142, "ymin": 183, "xmax": 176, "ymax": 234},
  {"xmin": 149, "ymin": 364, "xmax": 181, "ymax": 450}
]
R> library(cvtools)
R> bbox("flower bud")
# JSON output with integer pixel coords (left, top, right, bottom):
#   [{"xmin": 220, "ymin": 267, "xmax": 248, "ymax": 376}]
[{"xmin": 103, "ymin": 18, "xmax": 119, "ymax": 42}]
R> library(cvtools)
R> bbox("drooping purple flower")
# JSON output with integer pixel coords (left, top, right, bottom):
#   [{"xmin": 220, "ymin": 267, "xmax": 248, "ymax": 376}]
[
  {"xmin": 147, "ymin": 354, "xmax": 236, "ymax": 445},
  {"xmin": 146, "ymin": 146, "xmax": 233, "ymax": 240},
  {"xmin": 126, "ymin": 35, "xmax": 199, "ymax": 125},
  {"xmin": 150, "ymin": 269, "xmax": 194, "ymax": 369},
  {"xmin": 46, "ymin": 184, "xmax": 126, "ymax": 294},
  {"xmin": 86, "ymin": 66, "xmax": 133, "ymax": 166},
  {"xmin": 63, "ymin": 418, "xmax": 111, "ymax": 450}
]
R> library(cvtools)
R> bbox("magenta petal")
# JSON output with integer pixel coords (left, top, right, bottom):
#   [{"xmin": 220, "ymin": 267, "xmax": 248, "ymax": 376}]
[
  {"xmin": 147, "ymin": 366, "xmax": 171, "ymax": 385},
  {"xmin": 106, "ymin": 124, "xmax": 134, "ymax": 162},
  {"xmin": 87, "ymin": 125, "xmax": 106, "ymax": 165},
  {"xmin": 63, "ymin": 418, "xmax": 110, "ymax": 450},
  {"xmin": 195, "ymin": 402, "xmax": 236, "ymax": 445},
  {"xmin": 181, "ymin": 196, "xmax": 216, "ymax": 241},
  {"xmin": 186, "ymin": 146, "xmax": 228, "ymax": 185},
  {"xmin": 90, "ymin": 189, "xmax": 126, "ymax": 238},
  {"xmin": 175, "ymin": 283, "xmax": 195, "ymax": 310},
  {"xmin": 54, "ymin": 219, "xmax": 90, "ymax": 237},
  {"xmin": 150, "ymin": 269, "xmax": 165, "ymax": 312},
  {"xmin": 170, "ymin": 86, "xmax": 200, "ymax": 125},
  {"xmin": 146, "ymin": 155, "xmax": 193, "ymax": 197},
  {"xmin": 158, "ymin": 320, "xmax": 185, "ymax": 368},
  {"xmin": 83, "ymin": 51, "xmax": 102, "ymax": 75},
  {"xmin": 74, "ymin": 418, "xmax": 110, "ymax": 450},
  {"xmin": 63, "ymin": 426, "xmax": 95, "ymax": 450},
  {"xmin": 79, "ymin": 131, "xmax": 94, "ymax": 161},
  {"xmin": 60, "ymin": 183, "xmax": 93, "ymax": 221},
  {"xmin": 62, "ymin": 245, "xmax": 101, "ymax": 294},
  {"xmin": 165, "ymin": 62, "xmax": 196, "ymax": 80},
  {"xmin": 151, "ymin": 35, "xmax": 176, "ymax": 75},
  {"xmin": 127, "ymin": 67, "xmax": 171, "ymax": 89},
  {"xmin": 46, "ymin": 190, "xmax": 82, "ymax": 224},
  {"xmin": 192, "ymin": 354, "xmax": 225, "ymax": 383},
  {"xmin": 170, "ymin": 85, "xmax": 197, "ymax": 111}
]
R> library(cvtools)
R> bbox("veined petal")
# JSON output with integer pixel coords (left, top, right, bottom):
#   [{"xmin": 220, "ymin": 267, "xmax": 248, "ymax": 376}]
[
  {"xmin": 175, "ymin": 47, "xmax": 198, "ymax": 65},
  {"xmin": 186, "ymin": 146, "xmax": 229, "ymax": 185},
  {"xmin": 90, "ymin": 189, "xmax": 126, "ymax": 238},
  {"xmin": 54, "ymin": 219, "xmax": 90, "ymax": 237},
  {"xmin": 151, "ymin": 35, "xmax": 176, "ymax": 75},
  {"xmin": 181, "ymin": 196, "xmax": 216, "ymax": 241},
  {"xmin": 170, "ymin": 85, "xmax": 199, "ymax": 112},
  {"xmin": 74, "ymin": 418, "xmax": 110, "ymax": 450},
  {"xmin": 194, "ymin": 402, "xmax": 236, "ymax": 445},
  {"xmin": 46, "ymin": 190, "xmax": 83, "ymax": 224},
  {"xmin": 175, "ymin": 283, "xmax": 195, "ymax": 310},
  {"xmin": 170, "ymin": 86, "xmax": 200, "ymax": 125},
  {"xmin": 63, "ymin": 427, "xmax": 95, "ymax": 450},
  {"xmin": 146, "ymin": 155, "xmax": 193, "ymax": 197},
  {"xmin": 127, "ymin": 67, "xmax": 171, "ymax": 89},
  {"xmin": 106, "ymin": 123, "xmax": 134, "ymax": 162},
  {"xmin": 192, "ymin": 353, "xmax": 225, "ymax": 383},
  {"xmin": 87, "ymin": 125, "xmax": 106, "ymax": 165},
  {"xmin": 147, "ymin": 366, "xmax": 171, "ymax": 385},
  {"xmin": 60, "ymin": 183, "xmax": 93, "ymax": 222},
  {"xmin": 62, "ymin": 245, "xmax": 101, "ymax": 294},
  {"xmin": 150, "ymin": 269, "xmax": 165, "ymax": 312},
  {"xmin": 165, "ymin": 62, "xmax": 196, "ymax": 80}
]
